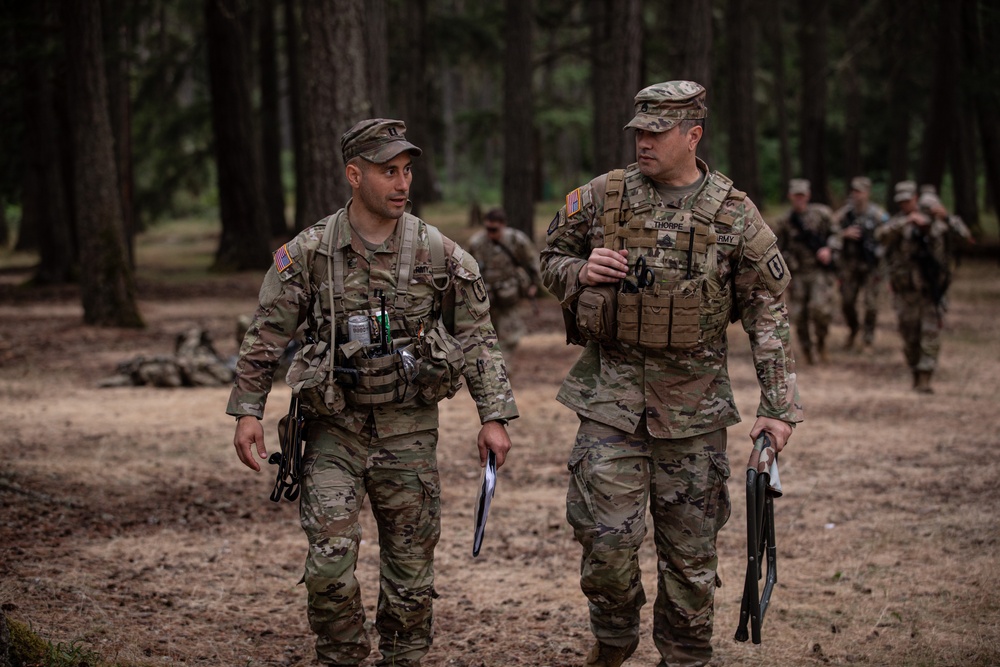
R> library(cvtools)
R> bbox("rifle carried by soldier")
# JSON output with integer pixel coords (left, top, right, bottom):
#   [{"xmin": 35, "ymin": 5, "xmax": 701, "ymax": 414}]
[
  {"xmin": 912, "ymin": 224, "xmax": 947, "ymax": 309},
  {"xmin": 844, "ymin": 209, "xmax": 880, "ymax": 268},
  {"xmin": 790, "ymin": 211, "xmax": 834, "ymax": 271},
  {"xmin": 269, "ymin": 393, "xmax": 306, "ymax": 502},
  {"xmin": 735, "ymin": 433, "xmax": 782, "ymax": 645}
]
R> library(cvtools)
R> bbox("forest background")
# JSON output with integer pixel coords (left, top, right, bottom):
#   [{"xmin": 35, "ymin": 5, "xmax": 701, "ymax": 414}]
[{"xmin": 1, "ymin": 0, "xmax": 999, "ymax": 326}]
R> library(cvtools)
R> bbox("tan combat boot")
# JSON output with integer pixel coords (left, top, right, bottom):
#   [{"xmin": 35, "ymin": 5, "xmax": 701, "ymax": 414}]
[
  {"xmin": 915, "ymin": 371, "xmax": 933, "ymax": 394},
  {"xmin": 583, "ymin": 637, "xmax": 639, "ymax": 667}
]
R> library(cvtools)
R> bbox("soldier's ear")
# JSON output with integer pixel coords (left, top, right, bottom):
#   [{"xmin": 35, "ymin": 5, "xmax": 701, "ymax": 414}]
[
  {"xmin": 687, "ymin": 125, "xmax": 703, "ymax": 151},
  {"xmin": 345, "ymin": 161, "xmax": 363, "ymax": 189}
]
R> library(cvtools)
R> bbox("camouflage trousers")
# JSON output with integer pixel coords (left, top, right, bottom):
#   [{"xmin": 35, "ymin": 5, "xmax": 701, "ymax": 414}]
[
  {"xmin": 490, "ymin": 303, "xmax": 527, "ymax": 353},
  {"xmin": 893, "ymin": 289, "xmax": 943, "ymax": 372},
  {"xmin": 839, "ymin": 266, "xmax": 882, "ymax": 344},
  {"xmin": 299, "ymin": 417, "xmax": 441, "ymax": 667},
  {"xmin": 789, "ymin": 269, "xmax": 836, "ymax": 351},
  {"xmin": 566, "ymin": 416, "xmax": 731, "ymax": 667}
]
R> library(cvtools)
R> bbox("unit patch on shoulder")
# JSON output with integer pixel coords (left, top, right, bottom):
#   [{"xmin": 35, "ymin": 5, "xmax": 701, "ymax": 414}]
[
  {"xmin": 273, "ymin": 244, "xmax": 294, "ymax": 273},
  {"xmin": 472, "ymin": 276, "xmax": 488, "ymax": 302},
  {"xmin": 566, "ymin": 188, "xmax": 582, "ymax": 216},
  {"xmin": 767, "ymin": 254, "xmax": 786, "ymax": 281},
  {"xmin": 547, "ymin": 213, "xmax": 560, "ymax": 235}
]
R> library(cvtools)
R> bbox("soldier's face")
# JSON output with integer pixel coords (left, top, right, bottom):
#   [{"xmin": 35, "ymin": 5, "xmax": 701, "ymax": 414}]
[
  {"xmin": 850, "ymin": 188, "xmax": 869, "ymax": 209},
  {"xmin": 898, "ymin": 198, "xmax": 917, "ymax": 213},
  {"xmin": 485, "ymin": 220, "xmax": 505, "ymax": 240},
  {"xmin": 635, "ymin": 124, "xmax": 698, "ymax": 182},
  {"xmin": 356, "ymin": 153, "xmax": 413, "ymax": 221},
  {"xmin": 789, "ymin": 192, "xmax": 810, "ymax": 212}
]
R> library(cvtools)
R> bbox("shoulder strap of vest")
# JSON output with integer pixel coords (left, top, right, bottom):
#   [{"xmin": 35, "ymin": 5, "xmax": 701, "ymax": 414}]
[
  {"xmin": 425, "ymin": 223, "xmax": 456, "ymax": 331},
  {"xmin": 690, "ymin": 171, "xmax": 734, "ymax": 226},
  {"xmin": 393, "ymin": 215, "xmax": 419, "ymax": 311},
  {"xmin": 602, "ymin": 168, "xmax": 627, "ymax": 250}
]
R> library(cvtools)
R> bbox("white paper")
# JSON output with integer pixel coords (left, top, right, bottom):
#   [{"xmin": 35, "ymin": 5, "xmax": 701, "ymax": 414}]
[{"xmin": 472, "ymin": 450, "xmax": 497, "ymax": 557}]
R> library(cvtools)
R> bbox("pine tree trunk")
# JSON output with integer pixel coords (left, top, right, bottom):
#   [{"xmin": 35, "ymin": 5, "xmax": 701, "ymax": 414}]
[
  {"xmin": 398, "ymin": 0, "xmax": 439, "ymax": 214},
  {"xmin": 62, "ymin": 0, "xmax": 143, "ymax": 327},
  {"xmin": 259, "ymin": 0, "xmax": 287, "ymax": 236},
  {"xmin": 592, "ymin": 0, "xmax": 643, "ymax": 174},
  {"xmin": 917, "ymin": 0, "xmax": 958, "ymax": 192},
  {"xmin": 103, "ymin": 0, "xmax": 136, "ymax": 268},
  {"xmin": 365, "ymin": 0, "xmax": 389, "ymax": 117},
  {"xmin": 763, "ymin": 0, "xmax": 791, "ymax": 190},
  {"xmin": 298, "ymin": 0, "xmax": 368, "ymax": 225},
  {"xmin": 798, "ymin": 0, "xmax": 830, "ymax": 204},
  {"xmin": 672, "ymin": 1, "xmax": 713, "ymax": 164},
  {"xmin": 968, "ymin": 0, "xmax": 1000, "ymax": 218},
  {"xmin": 726, "ymin": 0, "xmax": 760, "ymax": 204},
  {"xmin": 283, "ymin": 0, "xmax": 307, "ymax": 231},
  {"xmin": 502, "ymin": 0, "xmax": 535, "ymax": 238},
  {"xmin": 885, "ymin": 0, "xmax": 915, "ymax": 210},
  {"xmin": 205, "ymin": 0, "xmax": 272, "ymax": 271},
  {"xmin": 950, "ymin": 0, "xmax": 978, "ymax": 233}
]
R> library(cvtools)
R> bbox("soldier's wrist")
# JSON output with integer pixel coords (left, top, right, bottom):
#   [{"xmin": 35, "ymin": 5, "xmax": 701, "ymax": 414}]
[{"xmin": 235, "ymin": 414, "xmax": 259, "ymax": 423}]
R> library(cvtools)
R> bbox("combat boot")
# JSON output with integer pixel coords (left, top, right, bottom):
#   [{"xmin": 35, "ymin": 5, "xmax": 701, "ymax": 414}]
[
  {"xmin": 584, "ymin": 637, "xmax": 639, "ymax": 667},
  {"xmin": 915, "ymin": 371, "xmax": 934, "ymax": 394}
]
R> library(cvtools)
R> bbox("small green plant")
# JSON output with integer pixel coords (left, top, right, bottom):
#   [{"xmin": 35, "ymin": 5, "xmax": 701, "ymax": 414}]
[{"xmin": 3, "ymin": 615, "xmax": 145, "ymax": 667}]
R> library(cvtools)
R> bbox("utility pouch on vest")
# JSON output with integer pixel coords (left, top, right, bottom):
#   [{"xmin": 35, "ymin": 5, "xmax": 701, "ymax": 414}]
[
  {"xmin": 616, "ymin": 291, "xmax": 641, "ymax": 345},
  {"xmin": 285, "ymin": 339, "xmax": 346, "ymax": 414},
  {"xmin": 636, "ymin": 286, "xmax": 701, "ymax": 350},
  {"xmin": 576, "ymin": 284, "xmax": 618, "ymax": 345},
  {"xmin": 413, "ymin": 323, "xmax": 466, "ymax": 404}
]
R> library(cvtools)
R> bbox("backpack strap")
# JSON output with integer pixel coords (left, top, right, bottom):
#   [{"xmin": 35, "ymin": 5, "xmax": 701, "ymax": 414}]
[{"xmin": 393, "ymin": 215, "xmax": 419, "ymax": 311}]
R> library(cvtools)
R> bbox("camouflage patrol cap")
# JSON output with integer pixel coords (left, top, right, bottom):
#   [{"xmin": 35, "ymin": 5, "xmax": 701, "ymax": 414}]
[
  {"xmin": 788, "ymin": 178, "xmax": 811, "ymax": 195},
  {"xmin": 920, "ymin": 183, "xmax": 938, "ymax": 196},
  {"xmin": 624, "ymin": 81, "xmax": 708, "ymax": 132},
  {"xmin": 341, "ymin": 118, "xmax": 422, "ymax": 164},
  {"xmin": 918, "ymin": 191, "xmax": 942, "ymax": 209},
  {"xmin": 850, "ymin": 176, "xmax": 872, "ymax": 193},
  {"xmin": 894, "ymin": 180, "xmax": 917, "ymax": 202}
]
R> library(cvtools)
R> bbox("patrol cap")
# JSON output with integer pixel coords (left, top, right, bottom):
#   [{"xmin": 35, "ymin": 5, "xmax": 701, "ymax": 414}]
[
  {"xmin": 624, "ymin": 81, "xmax": 708, "ymax": 132},
  {"xmin": 850, "ymin": 176, "xmax": 872, "ymax": 193},
  {"xmin": 341, "ymin": 118, "xmax": 422, "ymax": 164},
  {"xmin": 920, "ymin": 183, "xmax": 938, "ymax": 196},
  {"xmin": 894, "ymin": 180, "xmax": 917, "ymax": 202},
  {"xmin": 918, "ymin": 191, "xmax": 942, "ymax": 209},
  {"xmin": 788, "ymin": 178, "xmax": 811, "ymax": 195}
]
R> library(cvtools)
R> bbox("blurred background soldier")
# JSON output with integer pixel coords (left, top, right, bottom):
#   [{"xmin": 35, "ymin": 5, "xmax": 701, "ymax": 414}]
[
  {"xmin": 98, "ymin": 327, "xmax": 233, "ymax": 387},
  {"xmin": 877, "ymin": 184, "xmax": 972, "ymax": 393},
  {"xmin": 773, "ymin": 178, "xmax": 836, "ymax": 364},
  {"xmin": 830, "ymin": 176, "xmax": 889, "ymax": 351},
  {"xmin": 467, "ymin": 207, "xmax": 542, "ymax": 353}
]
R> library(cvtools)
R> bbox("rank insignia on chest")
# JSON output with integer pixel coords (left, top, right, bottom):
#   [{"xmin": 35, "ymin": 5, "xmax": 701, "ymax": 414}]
[
  {"xmin": 273, "ymin": 244, "xmax": 294, "ymax": 273},
  {"xmin": 566, "ymin": 188, "xmax": 582, "ymax": 216}
]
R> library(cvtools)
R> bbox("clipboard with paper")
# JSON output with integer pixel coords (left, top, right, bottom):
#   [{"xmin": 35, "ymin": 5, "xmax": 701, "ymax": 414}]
[{"xmin": 472, "ymin": 450, "xmax": 497, "ymax": 557}]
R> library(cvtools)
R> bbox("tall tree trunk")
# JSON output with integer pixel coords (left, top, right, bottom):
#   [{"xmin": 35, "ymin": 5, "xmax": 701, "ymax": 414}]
[
  {"xmin": 950, "ymin": 0, "xmax": 978, "ymax": 233},
  {"xmin": 968, "ymin": 0, "xmax": 1000, "ymax": 217},
  {"xmin": 298, "ymin": 1, "xmax": 368, "ymax": 226},
  {"xmin": 398, "ymin": 0, "xmax": 439, "ymax": 214},
  {"xmin": 61, "ymin": 0, "xmax": 143, "ymax": 327},
  {"xmin": 18, "ymin": 1, "xmax": 75, "ymax": 283},
  {"xmin": 205, "ymin": 0, "xmax": 271, "ymax": 271},
  {"xmin": 365, "ymin": 0, "xmax": 389, "ymax": 117},
  {"xmin": 103, "ymin": 0, "xmax": 136, "ymax": 268},
  {"xmin": 672, "ymin": 1, "xmax": 713, "ymax": 164},
  {"xmin": 763, "ymin": 0, "xmax": 791, "ymax": 189},
  {"xmin": 885, "ymin": 0, "xmax": 915, "ymax": 210},
  {"xmin": 592, "ymin": 0, "xmax": 643, "ymax": 174},
  {"xmin": 0, "ymin": 198, "xmax": 7, "ymax": 249},
  {"xmin": 918, "ymin": 0, "xmax": 959, "ymax": 192},
  {"xmin": 259, "ymin": 0, "xmax": 287, "ymax": 236},
  {"xmin": 841, "ymin": 0, "xmax": 863, "ymax": 183},
  {"xmin": 283, "ymin": 0, "xmax": 307, "ymax": 231},
  {"xmin": 798, "ymin": 0, "xmax": 830, "ymax": 204},
  {"xmin": 502, "ymin": 0, "xmax": 535, "ymax": 237},
  {"xmin": 726, "ymin": 0, "xmax": 760, "ymax": 204}
]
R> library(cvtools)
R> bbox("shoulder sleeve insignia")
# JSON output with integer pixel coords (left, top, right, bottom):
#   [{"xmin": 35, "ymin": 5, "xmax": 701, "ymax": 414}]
[
  {"xmin": 547, "ymin": 213, "xmax": 560, "ymax": 235},
  {"xmin": 767, "ymin": 254, "xmax": 786, "ymax": 281},
  {"xmin": 566, "ymin": 188, "xmax": 582, "ymax": 216},
  {"xmin": 472, "ymin": 277, "xmax": 488, "ymax": 302},
  {"xmin": 273, "ymin": 244, "xmax": 294, "ymax": 273}
]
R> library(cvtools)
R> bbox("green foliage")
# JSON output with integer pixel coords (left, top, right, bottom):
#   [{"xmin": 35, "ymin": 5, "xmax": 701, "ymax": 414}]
[{"xmin": 4, "ymin": 615, "xmax": 149, "ymax": 667}]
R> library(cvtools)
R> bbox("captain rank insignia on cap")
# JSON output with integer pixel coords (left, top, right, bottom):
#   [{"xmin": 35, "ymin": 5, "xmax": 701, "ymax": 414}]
[{"xmin": 274, "ymin": 244, "xmax": 294, "ymax": 272}]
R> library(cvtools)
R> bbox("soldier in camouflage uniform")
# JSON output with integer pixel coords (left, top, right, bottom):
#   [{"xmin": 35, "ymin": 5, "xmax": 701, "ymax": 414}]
[
  {"xmin": 540, "ymin": 82, "xmax": 803, "ymax": 667},
  {"xmin": 227, "ymin": 119, "xmax": 518, "ymax": 667},
  {"xmin": 466, "ymin": 208, "xmax": 542, "ymax": 352},
  {"xmin": 877, "ymin": 184, "xmax": 972, "ymax": 393},
  {"xmin": 772, "ymin": 179, "xmax": 836, "ymax": 364},
  {"xmin": 829, "ymin": 176, "xmax": 889, "ymax": 350}
]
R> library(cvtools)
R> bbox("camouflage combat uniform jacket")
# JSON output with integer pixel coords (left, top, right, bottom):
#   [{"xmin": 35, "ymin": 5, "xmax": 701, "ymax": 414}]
[
  {"xmin": 541, "ymin": 162, "xmax": 803, "ymax": 439},
  {"xmin": 227, "ymin": 202, "xmax": 518, "ymax": 436},
  {"xmin": 876, "ymin": 211, "xmax": 971, "ymax": 299},
  {"xmin": 467, "ymin": 226, "xmax": 542, "ymax": 306},
  {"xmin": 830, "ymin": 203, "xmax": 889, "ymax": 273},
  {"xmin": 772, "ymin": 204, "xmax": 835, "ymax": 275}
]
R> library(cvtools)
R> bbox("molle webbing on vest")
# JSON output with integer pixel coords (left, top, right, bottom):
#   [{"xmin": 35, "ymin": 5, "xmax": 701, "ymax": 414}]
[{"xmin": 602, "ymin": 169, "xmax": 627, "ymax": 250}]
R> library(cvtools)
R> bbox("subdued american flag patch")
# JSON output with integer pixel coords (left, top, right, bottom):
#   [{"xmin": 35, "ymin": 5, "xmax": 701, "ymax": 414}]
[
  {"xmin": 566, "ymin": 188, "xmax": 582, "ymax": 216},
  {"xmin": 273, "ymin": 244, "xmax": 294, "ymax": 272}
]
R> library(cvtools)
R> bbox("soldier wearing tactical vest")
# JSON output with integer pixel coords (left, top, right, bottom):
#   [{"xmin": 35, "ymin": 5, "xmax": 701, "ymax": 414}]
[
  {"xmin": 227, "ymin": 119, "xmax": 517, "ymax": 667},
  {"xmin": 772, "ymin": 178, "xmax": 836, "ymax": 364},
  {"xmin": 541, "ymin": 82, "xmax": 802, "ymax": 667},
  {"xmin": 877, "ymin": 184, "xmax": 972, "ymax": 393},
  {"xmin": 466, "ymin": 207, "xmax": 542, "ymax": 352}
]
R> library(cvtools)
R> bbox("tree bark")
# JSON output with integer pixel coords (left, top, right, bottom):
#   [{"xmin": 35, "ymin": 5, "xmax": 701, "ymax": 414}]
[
  {"xmin": 365, "ymin": 0, "xmax": 390, "ymax": 117},
  {"xmin": 841, "ymin": 0, "xmax": 863, "ymax": 184},
  {"xmin": 298, "ymin": 1, "xmax": 368, "ymax": 225},
  {"xmin": 283, "ymin": 0, "xmax": 307, "ymax": 231},
  {"xmin": 103, "ymin": 0, "xmax": 136, "ymax": 267},
  {"xmin": 798, "ymin": 0, "xmax": 830, "ymax": 204},
  {"xmin": 592, "ymin": 0, "xmax": 643, "ymax": 174},
  {"xmin": 968, "ymin": 0, "xmax": 1000, "ymax": 218},
  {"xmin": 259, "ymin": 0, "xmax": 287, "ymax": 236},
  {"xmin": 885, "ymin": 0, "xmax": 915, "ymax": 210},
  {"xmin": 763, "ymin": 0, "xmax": 791, "ymax": 189},
  {"xmin": 917, "ymin": 0, "xmax": 959, "ymax": 192},
  {"xmin": 502, "ymin": 0, "xmax": 535, "ymax": 237},
  {"xmin": 62, "ymin": 0, "xmax": 143, "ymax": 327},
  {"xmin": 397, "ymin": 0, "xmax": 439, "ymax": 214},
  {"xmin": 950, "ymin": 0, "xmax": 978, "ymax": 233},
  {"xmin": 673, "ymin": 1, "xmax": 713, "ymax": 164},
  {"xmin": 205, "ymin": 0, "xmax": 272, "ymax": 271},
  {"xmin": 726, "ymin": 0, "xmax": 760, "ymax": 204}
]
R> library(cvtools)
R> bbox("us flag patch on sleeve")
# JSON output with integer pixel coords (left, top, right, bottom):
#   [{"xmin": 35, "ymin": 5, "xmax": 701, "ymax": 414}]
[
  {"xmin": 566, "ymin": 188, "xmax": 582, "ymax": 216},
  {"xmin": 273, "ymin": 244, "xmax": 294, "ymax": 272}
]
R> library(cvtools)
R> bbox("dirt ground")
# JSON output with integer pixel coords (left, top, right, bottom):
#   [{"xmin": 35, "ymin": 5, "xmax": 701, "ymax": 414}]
[{"xmin": 2, "ymin": 253, "xmax": 999, "ymax": 667}]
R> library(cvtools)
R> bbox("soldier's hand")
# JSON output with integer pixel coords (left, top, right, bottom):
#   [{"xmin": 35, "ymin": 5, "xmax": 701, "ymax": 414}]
[
  {"xmin": 842, "ymin": 226, "xmax": 863, "ymax": 241},
  {"xmin": 816, "ymin": 247, "xmax": 832, "ymax": 265},
  {"xmin": 748, "ymin": 416, "xmax": 792, "ymax": 469},
  {"xmin": 478, "ymin": 420, "xmax": 512, "ymax": 468},
  {"xmin": 579, "ymin": 248, "xmax": 629, "ymax": 286},
  {"xmin": 908, "ymin": 211, "xmax": 931, "ymax": 228},
  {"xmin": 234, "ymin": 416, "xmax": 267, "ymax": 472}
]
